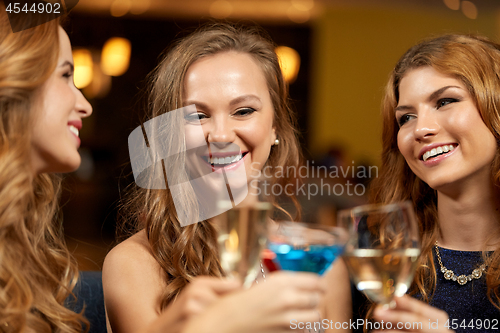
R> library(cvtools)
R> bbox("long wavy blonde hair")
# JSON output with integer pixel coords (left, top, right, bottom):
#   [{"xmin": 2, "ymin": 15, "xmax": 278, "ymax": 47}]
[
  {"xmin": 0, "ymin": 10, "xmax": 87, "ymax": 332},
  {"xmin": 370, "ymin": 34, "xmax": 500, "ymax": 309},
  {"xmin": 121, "ymin": 22, "xmax": 302, "ymax": 309}
]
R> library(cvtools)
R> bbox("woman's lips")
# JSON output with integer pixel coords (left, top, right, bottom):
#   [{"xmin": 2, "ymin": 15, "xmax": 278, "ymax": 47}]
[
  {"xmin": 68, "ymin": 120, "xmax": 82, "ymax": 147},
  {"xmin": 421, "ymin": 145, "xmax": 458, "ymax": 167},
  {"xmin": 68, "ymin": 126, "xmax": 81, "ymax": 147}
]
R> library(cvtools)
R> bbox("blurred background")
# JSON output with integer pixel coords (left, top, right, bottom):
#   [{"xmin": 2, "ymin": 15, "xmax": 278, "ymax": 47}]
[{"xmin": 62, "ymin": 0, "xmax": 500, "ymax": 270}]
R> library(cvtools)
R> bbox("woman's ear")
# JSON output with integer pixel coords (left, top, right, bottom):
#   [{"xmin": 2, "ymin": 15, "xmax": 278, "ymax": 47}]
[{"xmin": 271, "ymin": 127, "xmax": 277, "ymax": 144}]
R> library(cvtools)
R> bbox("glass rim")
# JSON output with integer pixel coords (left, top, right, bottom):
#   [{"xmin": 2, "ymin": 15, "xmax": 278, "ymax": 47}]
[{"xmin": 337, "ymin": 201, "xmax": 413, "ymax": 217}]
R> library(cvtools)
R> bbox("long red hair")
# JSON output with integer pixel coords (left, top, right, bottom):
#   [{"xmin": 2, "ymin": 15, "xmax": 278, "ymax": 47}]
[{"xmin": 370, "ymin": 34, "xmax": 500, "ymax": 308}]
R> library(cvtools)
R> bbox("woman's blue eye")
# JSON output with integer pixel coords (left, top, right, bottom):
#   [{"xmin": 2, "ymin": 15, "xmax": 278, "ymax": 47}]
[
  {"xmin": 235, "ymin": 108, "xmax": 256, "ymax": 116},
  {"xmin": 397, "ymin": 114, "xmax": 414, "ymax": 127},
  {"xmin": 437, "ymin": 98, "xmax": 458, "ymax": 109}
]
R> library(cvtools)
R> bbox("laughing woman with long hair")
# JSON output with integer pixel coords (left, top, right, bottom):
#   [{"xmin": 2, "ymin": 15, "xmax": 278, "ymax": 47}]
[
  {"xmin": 103, "ymin": 23, "xmax": 325, "ymax": 333},
  {"xmin": 0, "ymin": 10, "xmax": 92, "ymax": 332},
  {"xmin": 0, "ymin": 10, "xmax": 251, "ymax": 333},
  {"xmin": 323, "ymin": 34, "xmax": 500, "ymax": 333}
]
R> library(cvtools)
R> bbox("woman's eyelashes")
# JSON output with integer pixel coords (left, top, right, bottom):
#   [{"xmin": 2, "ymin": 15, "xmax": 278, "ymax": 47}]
[
  {"xmin": 397, "ymin": 97, "xmax": 460, "ymax": 127},
  {"xmin": 234, "ymin": 107, "xmax": 256, "ymax": 117},
  {"xmin": 397, "ymin": 113, "xmax": 415, "ymax": 127},
  {"xmin": 184, "ymin": 107, "xmax": 256, "ymax": 122},
  {"xmin": 436, "ymin": 97, "xmax": 459, "ymax": 109},
  {"xmin": 61, "ymin": 64, "xmax": 74, "ymax": 80},
  {"xmin": 62, "ymin": 71, "xmax": 73, "ymax": 79}
]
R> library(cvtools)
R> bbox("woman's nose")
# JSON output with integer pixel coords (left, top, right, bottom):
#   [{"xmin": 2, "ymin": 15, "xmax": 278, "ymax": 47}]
[
  {"xmin": 414, "ymin": 110, "xmax": 439, "ymax": 141},
  {"xmin": 76, "ymin": 89, "xmax": 93, "ymax": 118},
  {"xmin": 206, "ymin": 117, "xmax": 235, "ymax": 146}
]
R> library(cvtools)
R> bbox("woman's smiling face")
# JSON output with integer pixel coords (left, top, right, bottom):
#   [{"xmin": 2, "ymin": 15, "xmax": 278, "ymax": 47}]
[
  {"xmin": 31, "ymin": 27, "xmax": 92, "ymax": 174},
  {"xmin": 182, "ymin": 51, "xmax": 276, "ymax": 185},
  {"xmin": 395, "ymin": 66, "xmax": 497, "ymax": 191}
]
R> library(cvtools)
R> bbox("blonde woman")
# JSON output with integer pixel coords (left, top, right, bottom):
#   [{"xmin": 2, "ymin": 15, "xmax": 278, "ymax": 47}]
[
  {"xmin": 0, "ymin": 10, "xmax": 258, "ymax": 333},
  {"xmin": 0, "ymin": 10, "xmax": 92, "ymax": 332},
  {"xmin": 103, "ymin": 23, "xmax": 325, "ymax": 333}
]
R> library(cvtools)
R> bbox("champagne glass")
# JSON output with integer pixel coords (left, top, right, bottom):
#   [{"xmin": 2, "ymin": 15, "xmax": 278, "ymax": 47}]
[
  {"xmin": 337, "ymin": 201, "xmax": 420, "ymax": 309},
  {"xmin": 212, "ymin": 180, "xmax": 272, "ymax": 287},
  {"xmin": 267, "ymin": 221, "xmax": 348, "ymax": 275}
]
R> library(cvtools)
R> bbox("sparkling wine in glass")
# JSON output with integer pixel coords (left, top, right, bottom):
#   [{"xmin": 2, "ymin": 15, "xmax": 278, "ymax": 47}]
[
  {"xmin": 267, "ymin": 221, "xmax": 348, "ymax": 275},
  {"xmin": 213, "ymin": 200, "xmax": 271, "ymax": 287},
  {"xmin": 337, "ymin": 201, "xmax": 420, "ymax": 308}
]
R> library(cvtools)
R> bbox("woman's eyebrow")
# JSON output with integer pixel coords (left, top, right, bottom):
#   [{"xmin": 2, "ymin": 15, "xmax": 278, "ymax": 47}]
[
  {"xmin": 183, "ymin": 95, "xmax": 262, "ymax": 109},
  {"xmin": 183, "ymin": 100, "xmax": 208, "ymax": 109},
  {"xmin": 427, "ymin": 85, "xmax": 461, "ymax": 101},
  {"xmin": 394, "ymin": 105, "xmax": 413, "ymax": 113},
  {"xmin": 60, "ymin": 60, "xmax": 74, "ymax": 71},
  {"xmin": 395, "ymin": 85, "xmax": 462, "ymax": 112},
  {"xmin": 229, "ymin": 94, "xmax": 261, "ymax": 106}
]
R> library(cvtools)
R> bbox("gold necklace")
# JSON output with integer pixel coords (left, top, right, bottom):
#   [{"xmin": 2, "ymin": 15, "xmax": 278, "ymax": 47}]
[{"xmin": 434, "ymin": 241, "xmax": 487, "ymax": 286}]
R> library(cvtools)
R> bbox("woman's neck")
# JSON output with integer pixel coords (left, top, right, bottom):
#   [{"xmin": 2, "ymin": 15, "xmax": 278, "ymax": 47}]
[{"xmin": 437, "ymin": 179, "xmax": 500, "ymax": 251}]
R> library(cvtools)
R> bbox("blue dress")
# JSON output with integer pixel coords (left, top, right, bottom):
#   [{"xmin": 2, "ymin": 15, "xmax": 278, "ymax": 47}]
[
  {"xmin": 351, "ymin": 247, "xmax": 500, "ymax": 333},
  {"xmin": 429, "ymin": 246, "xmax": 500, "ymax": 332}
]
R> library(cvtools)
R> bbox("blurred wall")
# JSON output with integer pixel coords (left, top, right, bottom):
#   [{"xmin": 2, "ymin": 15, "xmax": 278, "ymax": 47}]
[{"xmin": 310, "ymin": 5, "xmax": 499, "ymax": 164}]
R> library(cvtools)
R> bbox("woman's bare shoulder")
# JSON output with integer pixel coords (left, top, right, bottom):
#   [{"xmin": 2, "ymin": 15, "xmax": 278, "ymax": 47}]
[
  {"xmin": 103, "ymin": 230, "xmax": 164, "ymax": 284},
  {"xmin": 103, "ymin": 230, "xmax": 167, "ymax": 333}
]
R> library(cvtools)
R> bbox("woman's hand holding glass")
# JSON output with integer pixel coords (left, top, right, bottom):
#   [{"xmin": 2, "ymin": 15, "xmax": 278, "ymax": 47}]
[
  {"xmin": 372, "ymin": 295, "xmax": 452, "ymax": 333},
  {"xmin": 181, "ymin": 271, "xmax": 326, "ymax": 333}
]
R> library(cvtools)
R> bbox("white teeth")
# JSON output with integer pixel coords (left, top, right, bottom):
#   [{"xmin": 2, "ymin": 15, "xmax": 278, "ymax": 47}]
[
  {"xmin": 209, "ymin": 154, "xmax": 243, "ymax": 165},
  {"xmin": 423, "ymin": 145, "xmax": 456, "ymax": 162},
  {"xmin": 69, "ymin": 125, "xmax": 79, "ymax": 137}
]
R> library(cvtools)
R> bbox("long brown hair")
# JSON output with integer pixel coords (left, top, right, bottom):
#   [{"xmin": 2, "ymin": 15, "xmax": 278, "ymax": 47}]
[
  {"xmin": 370, "ymin": 34, "xmax": 500, "ymax": 308},
  {"xmin": 121, "ymin": 22, "xmax": 301, "ymax": 309},
  {"xmin": 0, "ymin": 10, "xmax": 87, "ymax": 332}
]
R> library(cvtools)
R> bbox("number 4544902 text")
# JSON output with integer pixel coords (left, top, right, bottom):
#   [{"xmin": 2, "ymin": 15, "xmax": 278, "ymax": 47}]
[{"xmin": 5, "ymin": 2, "xmax": 61, "ymax": 14}]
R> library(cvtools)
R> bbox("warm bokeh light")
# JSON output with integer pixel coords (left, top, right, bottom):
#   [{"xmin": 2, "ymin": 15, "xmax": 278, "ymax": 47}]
[
  {"xmin": 72, "ymin": 49, "xmax": 93, "ymax": 89},
  {"xmin": 209, "ymin": 0, "xmax": 233, "ymax": 19},
  {"xmin": 83, "ymin": 62, "xmax": 112, "ymax": 99},
  {"xmin": 443, "ymin": 0, "xmax": 460, "ymax": 10},
  {"xmin": 130, "ymin": 0, "xmax": 150, "ymax": 15},
  {"xmin": 110, "ymin": 0, "xmax": 131, "ymax": 17},
  {"xmin": 291, "ymin": 0, "xmax": 314, "ymax": 11},
  {"xmin": 287, "ymin": 5, "xmax": 310, "ymax": 23},
  {"xmin": 275, "ymin": 46, "xmax": 300, "ymax": 83},
  {"xmin": 101, "ymin": 37, "xmax": 131, "ymax": 77},
  {"xmin": 461, "ymin": 1, "xmax": 477, "ymax": 19}
]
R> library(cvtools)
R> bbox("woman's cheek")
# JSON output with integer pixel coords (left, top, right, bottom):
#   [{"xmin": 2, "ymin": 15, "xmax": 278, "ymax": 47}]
[{"xmin": 397, "ymin": 130, "xmax": 412, "ymax": 159}]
